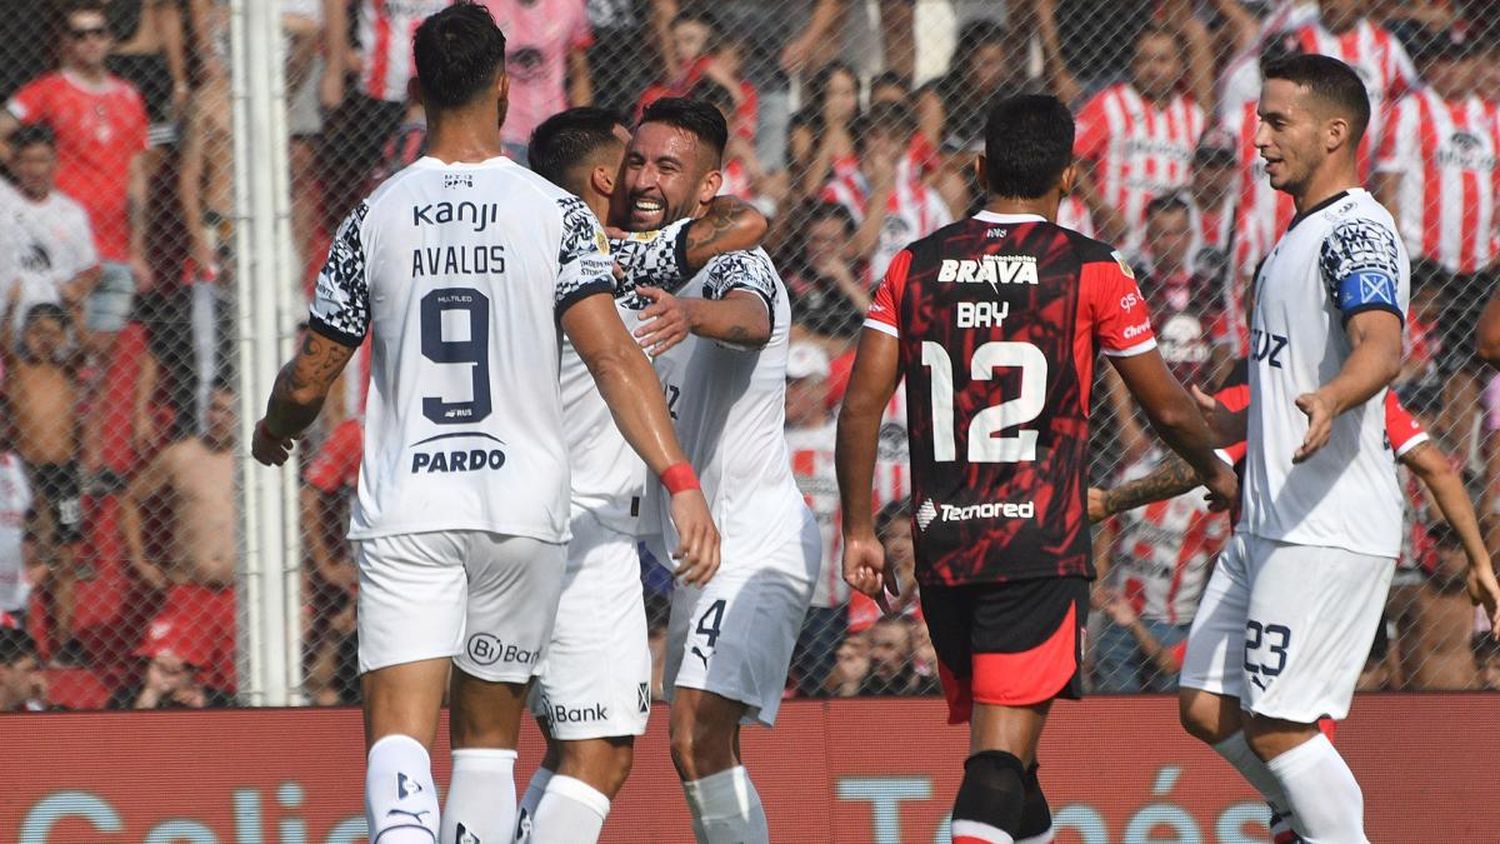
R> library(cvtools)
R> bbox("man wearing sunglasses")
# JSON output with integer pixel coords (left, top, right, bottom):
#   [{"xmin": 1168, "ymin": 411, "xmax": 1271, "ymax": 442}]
[{"xmin": 2, "ymin": 1, "xmax": 152, "ymax": 320}]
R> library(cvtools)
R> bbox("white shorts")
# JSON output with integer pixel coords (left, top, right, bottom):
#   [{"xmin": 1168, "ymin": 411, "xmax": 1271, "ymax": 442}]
[
  {"xmin": 355, "ymin": 530, "xmax": 567, "ymax": 683},
  {"xmin": 663, "ymin": 509, "xmax": 820, "ymax": 727},
  {"xmin": 528, "ymin": 512, "xmax": 652, "ymax": 741},
  {"xmin": 1180, "ymin": 533, "xmax": 1395, "ymax": 722}
]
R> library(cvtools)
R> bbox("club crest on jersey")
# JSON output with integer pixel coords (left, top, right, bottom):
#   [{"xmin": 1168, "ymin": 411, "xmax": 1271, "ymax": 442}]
[
  {"xmin": 411, "ymin": 201, "xmax": 500, "ymax": 232},
  {"xmin": 936, "ymin": 255, "xmax": 1038, "ymax": 292}
]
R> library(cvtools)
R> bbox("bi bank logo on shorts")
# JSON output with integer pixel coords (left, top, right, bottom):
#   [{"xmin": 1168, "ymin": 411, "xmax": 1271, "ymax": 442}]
[
  {"xmin": 465, "ymin": 632, "xmax": 538, "ymax": 667},
  {"xmin": 915, "ymin": 498, "xmax": 1035, "ymax": 531}
]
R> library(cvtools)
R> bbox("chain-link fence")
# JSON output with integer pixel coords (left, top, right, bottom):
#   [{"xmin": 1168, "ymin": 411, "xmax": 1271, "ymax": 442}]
[{"xmin": 1, "ymin": 0, "xmax": 1498, "ymax": 713}]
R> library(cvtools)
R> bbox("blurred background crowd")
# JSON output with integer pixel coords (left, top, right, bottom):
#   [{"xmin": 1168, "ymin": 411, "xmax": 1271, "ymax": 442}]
[{"xmin": 2, "ymin": 0, "xmax": 1500, "ymax": 712}]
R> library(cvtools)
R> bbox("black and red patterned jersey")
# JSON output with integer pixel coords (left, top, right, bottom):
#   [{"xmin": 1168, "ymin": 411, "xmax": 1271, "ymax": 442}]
[{"xmin": 865, "ymin": 210, "xmax": 1158, "ymax": 586}]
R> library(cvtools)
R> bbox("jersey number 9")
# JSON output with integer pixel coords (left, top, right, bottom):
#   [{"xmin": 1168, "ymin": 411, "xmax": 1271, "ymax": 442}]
[{"xmin": 420, "ymin": 287, "xmax": 492, "ymax": 425}]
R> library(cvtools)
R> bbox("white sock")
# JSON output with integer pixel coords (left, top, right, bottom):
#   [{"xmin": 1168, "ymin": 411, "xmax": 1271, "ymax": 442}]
[
  {"xmin": 531, "ymin": 774, "xmax": 611, "ymax": 844},
  {"xmin": 515, "ymin": 767, "xmax": 555, "ymax": 843},
  {"xmin": 1214, "ymin": 732, "xmax": 1293, "ymax": 818},
  {"xmin": 682, "ymin": 766, "xmax": 768, "ymax": 844},
  {"xmin": 441, "ymin": 748, "xmax": 518, "ymax": 844},
  {"xmin": 1265, "ymin": 734, "xmax": 1367, "ymax": 844},
  {"xmin": 366, "ymin": 734, "xmax": 441, "ymax": 844}
]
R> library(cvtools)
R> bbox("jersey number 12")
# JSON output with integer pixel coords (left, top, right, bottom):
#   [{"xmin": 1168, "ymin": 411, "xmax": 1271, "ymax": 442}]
[{"xmin": 921, "ymin": 340, "xmax": 1047, "ymax": 463}]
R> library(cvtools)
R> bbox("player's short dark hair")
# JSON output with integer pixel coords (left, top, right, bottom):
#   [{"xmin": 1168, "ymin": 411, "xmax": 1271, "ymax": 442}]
[
  {"xmin": 412, "ymin": 2, "xmax": 507, "ymax": 110},
  {"xmin": 851, "ymin": 101, "xmax": 915, "ymax": 151},
  {"xmin": 24, "ymin": 302, "xmax": 68, "ymax": 328},
  {"xmin": 0, "ymin": 627, "xmax": 38, "ymax": 667},
  {"xmin": 528, "ymin": 106, "xmax": 626, "ymax": 194},
  {"xmin": 11, "ymin": 124, "xmax": 55, "ymax": 152},
  {"xmin": 983, "ymin": 94, "xmax": 1075, "ymax": 200},
  {"xmin": 1263, "ymin": 53, "xmax": 1371, "ymax": 145},
  {"xmin": 639, "ymin": 97, "xmax": 728, "ymax": 164},
  {"xmin": 876, "ymin": 499, "xmax": 911, "ymax": 540}
]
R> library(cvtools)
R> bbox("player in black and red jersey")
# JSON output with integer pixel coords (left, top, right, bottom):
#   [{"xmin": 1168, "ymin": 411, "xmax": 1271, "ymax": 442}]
[{"xmin": 835, "ymin": 94, "xmax": 1237, "ymax": 844}]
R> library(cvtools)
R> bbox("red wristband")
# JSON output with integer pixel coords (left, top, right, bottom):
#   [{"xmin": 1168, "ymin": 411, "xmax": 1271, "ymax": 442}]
[{"xmin": 660, "ymin": 462, "xmax": 700, "ymax": 495}]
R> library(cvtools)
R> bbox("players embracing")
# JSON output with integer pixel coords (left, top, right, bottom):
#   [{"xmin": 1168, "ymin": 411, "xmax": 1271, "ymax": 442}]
[{"xmin": 837, "ymin": 94, "xmax": 1235, "ymax": 844}]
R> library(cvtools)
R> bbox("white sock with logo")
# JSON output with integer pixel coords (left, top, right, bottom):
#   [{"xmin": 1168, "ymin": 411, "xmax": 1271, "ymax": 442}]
[
  {"xmin": 440, "ymin": 747, "xmax": 517, "ymax": 844},
  {"xmin": 531, "ymin": 774, "xmax": 611, "ymax": 843},
  {"xmin": 514, "ymin": 767, "xmax": 554, "ymax": 843},
  {"xmin": 682, "ymin": 766, "xmax": 769, "ymax": 844},
  {"xmin": 366, "ymin": 734, "xmax": 441, "ymax": 843},
  {"xmin": 1265, "ymin": 734, "xmax": 1367, "ymax": 843}
]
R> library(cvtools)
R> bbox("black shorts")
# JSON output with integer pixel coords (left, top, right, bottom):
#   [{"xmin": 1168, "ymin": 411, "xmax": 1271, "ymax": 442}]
[
  {"xmin": 29, "ymin": 461, "xmax": 84, "ymax": 546},
  {"xmin": 1435, "ymin": 270, "xmax": 1495, "ymax": 375},
  {"xmin": 920, "ymin": 576, "xmax": 1088, "ymax": 724}
]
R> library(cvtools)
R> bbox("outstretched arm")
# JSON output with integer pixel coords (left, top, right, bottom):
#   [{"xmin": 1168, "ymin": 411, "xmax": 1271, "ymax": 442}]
[
  {"xmin": 1111, "ymin": 349, "xmax": 1237, "ymax": 510},
  {"xmin": 836, "ymin": 327, "xmax": 901, "ymax": 599},
  {"xmin": 1090, "ymin": 452, "xmax": 1200, "ymax": 522}
]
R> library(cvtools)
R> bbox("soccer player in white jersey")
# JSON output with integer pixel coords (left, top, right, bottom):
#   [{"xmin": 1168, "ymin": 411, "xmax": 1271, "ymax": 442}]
[
  {"xmin": 249, "ymin": 8, "xmax": 718, "ymax": 844},
  {"xmin": 1176, "ymin": 54, "xmax": 1415, "ymax": 841},
  {"xmin": 615, "ymin": 97, "xmax": 820, "ymax": 844},
  {"xmin": 514, "ymin": 106, "xmax": 770, "ymax": 844}
]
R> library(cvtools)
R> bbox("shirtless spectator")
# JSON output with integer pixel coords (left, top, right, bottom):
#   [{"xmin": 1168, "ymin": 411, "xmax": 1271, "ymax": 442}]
[
  {"xmin": 2, "ymin": 1, "xmax": 152, "ymax": 304},
  {"xmin": 0, "ymin": 627, "xmax": 46, "ymax": 712},
  {"xmin": 120, "ymin": 384, "xmax": 237, "ymax": 693},
  {"xmin": 1402, "ymin": 525, "xmax": 1483, "ymax": 689},
  {"xmin": 0, "ymin": 126, "xmax": 101, "ymax": 338},
  {"xmin": 300, "ymin": 416, "xmax": 361, "ymax": 705},
  {"xmin": 2, "ymin": 297, "xmax": 87, "ymax": 666},
  {"xmin": 105, "ymin": 0, "xmax": 188, "ymax": 180}
]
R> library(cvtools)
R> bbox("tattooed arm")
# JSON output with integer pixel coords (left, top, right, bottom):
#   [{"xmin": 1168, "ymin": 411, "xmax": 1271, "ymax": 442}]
[
  {"xmin": 251, "ymin": 331, "xmax": 356, "ymax": 466},
  {"xmin": 679, "ymin": 196, "xmax": 769, "ymax": 273},
  {"xmin": 1088, "ymin": 453, "xmax": 1201, "ymax": 523}
]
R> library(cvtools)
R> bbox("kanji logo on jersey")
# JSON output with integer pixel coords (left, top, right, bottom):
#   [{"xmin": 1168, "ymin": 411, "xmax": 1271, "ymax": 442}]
[{"xmin": 410, "ymin": 201, "xmax": 500, "ymax": 232}]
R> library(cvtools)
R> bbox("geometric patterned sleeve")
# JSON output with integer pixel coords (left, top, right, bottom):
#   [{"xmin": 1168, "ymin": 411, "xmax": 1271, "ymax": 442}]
[
  {"xmin": 701, "ymin": 250, "xmax": 779, "ymax": 311},
  {"xmin": 609, "ymin": 217, "xmax": 692, "ymax": 298},
  {"xmin": 308, "ymin": 201, "xmax": 371, "ymax": 347},
  {"xmin": 554, "ymin": 195, "xmax": 617, "ymax": 314},
  {"xmin": 1319, "ymin": 217, "xmax": 1407, "ymax": 324}
]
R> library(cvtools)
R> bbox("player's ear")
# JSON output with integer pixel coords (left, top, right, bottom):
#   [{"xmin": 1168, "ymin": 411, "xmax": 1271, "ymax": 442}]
[
  {"xmin": 1325, "ymin": 115, "xmax": 1350, "ymax": 155},
  {"xmin": 591, "ymin": 162, "xmax": 616, "ymax": 198},
  {"xmin": 699, "ymin": 168, "xmax": 723, "ymax": 205},
  {"xmin": 974, "ymin": 154, "xmax": 987, "ymax": 189},
  {"xmin": 1059, "ymin": 163, "xmax": 1077, "ymax": 197},
  {"xmin": 407, "ymin": 77, "xmax": 424, "ymax": 109}
]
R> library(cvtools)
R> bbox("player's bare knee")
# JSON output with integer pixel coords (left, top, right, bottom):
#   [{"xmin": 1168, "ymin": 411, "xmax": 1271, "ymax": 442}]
[
  {"xmin": 669, "ymin": 716, "xmax": 734, "ymax": 780},
  {"xmin": 1178, "ymin": 689, "xmax": 1238, "ymax": 745},
  {"xmin": 1242, "ymin": 713, "xmax": 1318, "ymax": 761},
  {"xmin": 558, "ymin": 737, "xmax": 635, "ymax": 797}
]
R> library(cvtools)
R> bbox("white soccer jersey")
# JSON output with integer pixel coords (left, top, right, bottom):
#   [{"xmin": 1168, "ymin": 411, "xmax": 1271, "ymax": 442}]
[
  {"xmin": 557, "ymin": 218, "xmax": 695, "ymax": 532},
  {"xmin": 643, "ymin": 247, "xmax": 811, "ymax": 567},
  {"xmin": 309, "ymin": 155, "xmax": 615, "ymax": 542},
  {"xmin": 1240, "ymin": 188, "xmax": 1409, "ymax": 557},
  {"xmin": 0, "ymin": 454, "xmax": 32, "ymax": 613}
]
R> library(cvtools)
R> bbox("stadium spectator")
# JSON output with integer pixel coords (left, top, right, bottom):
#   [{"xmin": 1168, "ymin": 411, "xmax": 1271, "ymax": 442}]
[
  {"xmin": 0, "ymin": 125, "xmax": 101, "ymax": 335},
  {"xmin": 1401, "ymin": 524, "xmax": 1483, "ymax": 689},
  {"xmin": 1091, "ymin": 444, "xmax": 1233, "ymax": 693},
  {"xmin": 847, "ymin": 500, "xmax": 920, "ymax": 634},
  {"xmin": 106, "ymin": 0, "xmax": 188, "ymax": 179},
  {"xmin": 641, "ymin": 13, "xmax": 759, "ymax": 150},
  {"xmin": 915, "ymin": 20, "xmax": 1038, "ymax": 157},
  {"xmin": 0, "ymin": 626, "xmax": 46, "ymax": 712},
  {"xmin": 786, "ymin": 62, "xmax": 860, "ymax": 200},
  {"xmin": 0, "ymin": 0, "xmax": 51, "ymax": 103},
  {"xmin": 782, "ymin": 201, "xmax": 868, "ymax": 353},
  {"xmin": 1136, "ymin": 195, "xmax": 1235, "ymax": 389},
  {"xmin": 820, "ymin": 100, "xmax": 951, "ymax": 282},
  {"xmin": 1399, "ymin": 260, "xmax": 1443, "ymax": 389},
  {"xmin": 300, "ymin": 417, "xmax": 362, "ymax": 706},
  {"xmin": 858, "ymin": 615, "xmax": 940, "ymax": 696},
  {"xmin": 2, "ymin": 296, "xmax": 87, "ymax": 666},
  {"xmin": 120, "ymin": 384, "xmax": 238, "ymax": 693},
  {"xmin": 109, "ymin": 616, "xmax": 233, "ymax": 709},
  {"xmin": 0, "ymin": 453, "xmax": 35, "ymax": 630},
  {"xmin": 1070, "ymin": 23, "xmax": 1208, "ymax": 253},
  {"xmin": 824, "ymin": 633, "xmax": 869, "ymax": 697},
  {"xmin": 319, "ymin": 0, "xmax": 452, "ymax": 225},
  {"xmin": 1375, "ymin": 27, "xmax": 1498, "ymax": 453},
  {"xmin": 283, "ymin": 0, "xmax": 324, "ymax": 278},
  {"xmin": 785, "ymin": 342, "xmax": 847, "ymax": 696},
  {"xmin": 1183, "ymin": 128, "xmax": 1250, "ymax": 356},
  {"xmin": 584, "ymin": 0, "xmax": 651, "ymax": 119},
  {"xmin": 2, "ymin": 1, "xmax": 152, "ymax": 304},
  {"xmin": 691, "ymin": 80, "xmax": 779, "ymax": 209},
  {"xmin": 867, "ymin": 71, "xmax": 909, "ymax": 108},
  {"xmin": 482, "ymin": 0, "xmax": 594, "ymax": 163}
]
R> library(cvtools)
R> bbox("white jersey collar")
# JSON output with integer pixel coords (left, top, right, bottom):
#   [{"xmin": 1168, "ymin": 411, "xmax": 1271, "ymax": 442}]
[{"xmin": 973, "ymin": 211, "xmax": 1047, "ymax": 225}]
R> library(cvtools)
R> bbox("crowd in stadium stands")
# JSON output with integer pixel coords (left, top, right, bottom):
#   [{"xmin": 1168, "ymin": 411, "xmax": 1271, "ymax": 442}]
[{"xmin": 1, "ymin": 0, "xmax": 1500, "ymax": 710}]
